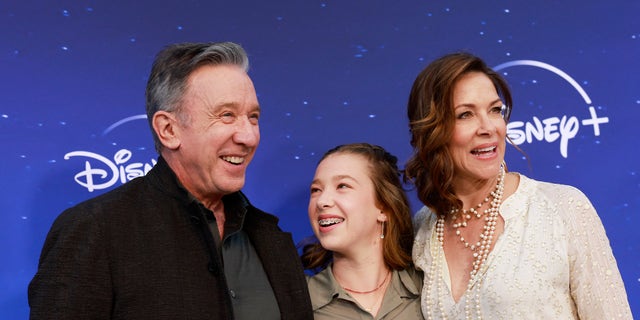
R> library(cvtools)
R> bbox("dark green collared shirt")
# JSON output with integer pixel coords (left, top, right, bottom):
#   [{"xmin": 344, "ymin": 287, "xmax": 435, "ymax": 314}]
[{"xmin": 201, "ymin": 193, "xmax": 280, "ymax": 320}]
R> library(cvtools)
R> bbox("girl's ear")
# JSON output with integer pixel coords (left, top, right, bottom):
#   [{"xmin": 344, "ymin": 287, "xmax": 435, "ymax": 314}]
[{"xmin": 377, "ymin": 211, "xmax": 388, "ymax": 222}]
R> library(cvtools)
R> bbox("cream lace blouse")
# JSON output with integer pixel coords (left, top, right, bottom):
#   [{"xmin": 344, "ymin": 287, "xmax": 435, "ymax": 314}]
[{"xmin": 413, "ymin": 174, "xmax": 632, "ymax": 319}]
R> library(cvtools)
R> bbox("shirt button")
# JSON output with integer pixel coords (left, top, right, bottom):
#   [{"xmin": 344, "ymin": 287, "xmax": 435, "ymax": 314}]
[{"xmin": 229, "ymin": 290, "xmax": 237, "ymax": 299}]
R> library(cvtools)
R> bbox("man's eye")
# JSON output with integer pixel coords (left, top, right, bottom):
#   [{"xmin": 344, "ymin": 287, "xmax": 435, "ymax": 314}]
[
  {"xmin": 220, "ymin": 112, "xmax": 235, "ymax": 123},
  {"xmin": 249, "ymin": 113, "xmax": 260, "ymax": 124}
]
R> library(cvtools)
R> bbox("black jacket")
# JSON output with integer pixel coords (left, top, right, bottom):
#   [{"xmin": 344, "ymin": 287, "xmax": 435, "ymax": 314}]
[{"xmin": 29, "ymin": 157, "xmax": 313, "ymax": 319}]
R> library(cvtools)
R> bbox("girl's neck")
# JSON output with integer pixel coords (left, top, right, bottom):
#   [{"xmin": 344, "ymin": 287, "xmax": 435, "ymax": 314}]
[{"xmin": 331, "ymin": 254, "xmax": 388, "ymax": 289}]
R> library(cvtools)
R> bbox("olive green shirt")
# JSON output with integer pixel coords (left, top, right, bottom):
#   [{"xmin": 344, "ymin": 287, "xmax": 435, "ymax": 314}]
[{"xmin": 307, "ymin": 265, "xmax": 423, "ymax": 319}]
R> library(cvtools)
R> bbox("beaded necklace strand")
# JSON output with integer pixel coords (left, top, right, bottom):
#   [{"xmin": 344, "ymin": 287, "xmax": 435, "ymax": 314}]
[{"xmin": 425, "ymin": 165, "xmax": 505, "ymax": 320}]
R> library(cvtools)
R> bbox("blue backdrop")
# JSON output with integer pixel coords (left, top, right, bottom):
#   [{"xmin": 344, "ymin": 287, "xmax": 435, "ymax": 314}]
[{"xmin": 2, "ymin": 1, "xmax": 638, "ymax": 318}]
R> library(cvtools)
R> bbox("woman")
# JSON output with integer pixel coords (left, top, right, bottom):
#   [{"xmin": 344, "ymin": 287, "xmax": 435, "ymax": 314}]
[
  {"xmin": 404, "ymin": 53, "xmax": 631, "ymax": 319},
  {"xmin": 302, "ymin": 143, "xmax": 423, "ymax": 319}
]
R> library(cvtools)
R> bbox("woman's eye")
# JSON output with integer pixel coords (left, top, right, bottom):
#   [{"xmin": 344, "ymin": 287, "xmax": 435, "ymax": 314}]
[
  {"xmin": 337, "ymin": 183, "xmax": 350, "ymax": 189},
  {"xmin": 457, "ymin": 111, "xmax": 472, "ymax": 119},
  {"xmin": 310, "ymin": 187, "xmax": 321, "ymax": 194},
  {"xmin": 491, "ymin": 105, "xmax": 503, "ymax": 113}
]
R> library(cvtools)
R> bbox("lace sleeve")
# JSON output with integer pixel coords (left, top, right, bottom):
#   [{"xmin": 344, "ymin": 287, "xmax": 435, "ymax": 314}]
[
  {"xmin": 554, "ymin": 185, "xmax": 632, "ymax": 319},
  {"xmin": 413, "ymin": 206, "xmax": 430, "ymax": 234}
]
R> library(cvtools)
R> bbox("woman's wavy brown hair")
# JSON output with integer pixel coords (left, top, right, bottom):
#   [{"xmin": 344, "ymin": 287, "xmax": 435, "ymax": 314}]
[
  {"xmin": 301, "ymin": 143, "xmax": 414, "ymax": 272},
  {"xmin": 403, "ymin": 52, "xmax": 513, "ymax": 217}
]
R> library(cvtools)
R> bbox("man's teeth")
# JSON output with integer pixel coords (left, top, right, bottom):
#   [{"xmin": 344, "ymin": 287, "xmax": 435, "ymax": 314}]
[
  {"xmin": 222, "ymin": 156, "xmax": 244, "ymax": 164},
  {"xmin": 318, "ymin": 218, "xmax": 344, "ymax": 227},
  {"xmin": 472, "ymin": 146, "xmax": 495, "ymax": 154}
]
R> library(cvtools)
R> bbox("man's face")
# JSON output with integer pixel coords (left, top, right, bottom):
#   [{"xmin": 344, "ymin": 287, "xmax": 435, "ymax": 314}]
[{"xmin": 172, "ymin": 64, "xmax": 260, "ymax": 200}]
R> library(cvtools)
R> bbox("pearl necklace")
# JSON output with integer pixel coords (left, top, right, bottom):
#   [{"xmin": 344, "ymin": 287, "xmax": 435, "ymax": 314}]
[
  {"xmin": 425, "ymin": 165, "xmax": 505, "ymax": 320},
  {"xmin": 450, "ymin": 168, "xmax": 504, "ymax": 267}
]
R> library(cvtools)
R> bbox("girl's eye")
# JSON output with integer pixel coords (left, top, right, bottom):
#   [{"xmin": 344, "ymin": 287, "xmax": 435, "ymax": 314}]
[
  {"xmin": 337, "ymin": 183, "xmax": 350, "ymax": 189},
  {"xmin": 310, "ymin": 187, "xmax": 321, "ymax": 194}
]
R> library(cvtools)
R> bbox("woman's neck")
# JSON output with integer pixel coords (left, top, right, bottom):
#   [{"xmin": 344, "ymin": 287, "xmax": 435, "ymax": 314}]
[{"xmin": 453, "ymin": 176, "xmax": 498, "ymax": 211}]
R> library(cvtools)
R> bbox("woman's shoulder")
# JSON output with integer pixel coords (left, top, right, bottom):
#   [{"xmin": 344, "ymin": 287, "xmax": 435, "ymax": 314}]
[
  {"xmin": 518, "ymin": 173, "xmax": 590, "ymax": 202},
  {"xmin": 413, "ymin": 205, "xmax": 436, "ymax": 225},
  {"xmin": 514, "ymin": 173, "xmax": 597, "ymax": 225}
]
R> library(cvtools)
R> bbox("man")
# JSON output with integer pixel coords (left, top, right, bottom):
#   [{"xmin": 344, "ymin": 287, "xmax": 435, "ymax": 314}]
[{"xmin": 28, "ymin": 42, "xmax": 313, "ymax": 319}]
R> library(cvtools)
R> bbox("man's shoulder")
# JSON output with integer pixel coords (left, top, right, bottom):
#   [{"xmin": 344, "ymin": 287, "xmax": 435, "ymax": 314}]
[
  {"xmin": 51, "ymin": 176, "xmax": 151, "ymax": 227},
  {"xmin": 71, "ymin": 175, "xmax": 152, "ymax": 211}
]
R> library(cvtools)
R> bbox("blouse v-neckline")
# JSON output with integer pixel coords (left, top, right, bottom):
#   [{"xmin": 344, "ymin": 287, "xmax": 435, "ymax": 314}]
[{"xmin": 434, "ymin": 173, "xmax": 525, "ymax": 304}]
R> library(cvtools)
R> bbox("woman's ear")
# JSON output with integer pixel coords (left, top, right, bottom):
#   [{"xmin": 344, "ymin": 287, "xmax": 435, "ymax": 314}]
[{"xmin": 152, "ymin": 111, "xmax": 181, "ymax": 150}]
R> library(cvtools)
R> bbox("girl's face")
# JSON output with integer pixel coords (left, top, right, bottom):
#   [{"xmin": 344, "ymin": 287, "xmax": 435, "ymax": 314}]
[{"xmin": 308, "ymin": 153, "xmax": 386, "ymax": 257}]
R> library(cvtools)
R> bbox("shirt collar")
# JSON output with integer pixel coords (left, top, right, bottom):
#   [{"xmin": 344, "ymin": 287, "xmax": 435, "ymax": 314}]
[
  {"xmin": 307, "ymin": 264, "xmax": 345, "ymax": 310},
  {"xmin": 147, "ymin": 157, "xmax": 250, "ymax": 234},
  {"xmin": 307, "ymin": 264, "xmax": 420, "ymax": 311}
]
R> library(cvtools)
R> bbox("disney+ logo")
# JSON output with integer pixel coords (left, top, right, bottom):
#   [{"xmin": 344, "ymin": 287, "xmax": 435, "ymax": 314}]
[{"xmin": 494, "ymin": 60, "xmax": 608, "ymax": 158}]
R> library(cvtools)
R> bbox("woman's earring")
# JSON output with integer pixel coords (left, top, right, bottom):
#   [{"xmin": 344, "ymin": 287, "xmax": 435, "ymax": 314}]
[{"xmin": 380, "ymin": 221, "xmax": 385, "ymax": 239}]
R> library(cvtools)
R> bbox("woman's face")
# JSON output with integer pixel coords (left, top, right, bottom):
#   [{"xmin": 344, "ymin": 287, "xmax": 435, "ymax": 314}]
[
  {"xmin": 308, "ymin": 153, "xmax": 385, "ymax": 257},
  {"xmin": 448, "ymin": 71, "xmax": 506, "ymax": 185}
]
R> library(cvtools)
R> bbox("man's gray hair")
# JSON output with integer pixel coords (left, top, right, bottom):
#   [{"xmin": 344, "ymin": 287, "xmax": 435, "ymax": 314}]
[{"xmin": 145, "ymin": 42, "xmax": 249, "ymax": 152}]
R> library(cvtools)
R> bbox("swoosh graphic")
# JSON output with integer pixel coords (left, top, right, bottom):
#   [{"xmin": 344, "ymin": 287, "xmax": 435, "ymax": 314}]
[
  {"xmin": 102, "ymin": 114, "xmax": 148, "ymax": 136},
  {"xmin": 493, "ymin": 60, "xmax": 592, "ymax": 105}
]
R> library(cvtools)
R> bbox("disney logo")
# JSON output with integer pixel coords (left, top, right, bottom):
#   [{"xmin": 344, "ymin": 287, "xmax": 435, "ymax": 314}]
[{"xmin": 64, "ymin": 149, "xmax": 156, "ymax": 192}]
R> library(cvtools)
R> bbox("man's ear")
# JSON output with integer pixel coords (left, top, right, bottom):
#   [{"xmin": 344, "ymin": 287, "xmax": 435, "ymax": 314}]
[{"xmin": 152, "ymin": 111, "xmax": 181, "ymax": 150}]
